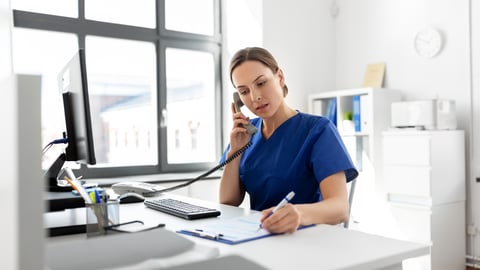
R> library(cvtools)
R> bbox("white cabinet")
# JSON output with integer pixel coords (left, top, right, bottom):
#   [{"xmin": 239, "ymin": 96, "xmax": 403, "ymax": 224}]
[
  {"xmin": 382, "ymin": 130, "xmax": 466, "ymax": 270},
  {"xmin": 308, "ymin": 88, "xmax": 402, "ymax": 229}
]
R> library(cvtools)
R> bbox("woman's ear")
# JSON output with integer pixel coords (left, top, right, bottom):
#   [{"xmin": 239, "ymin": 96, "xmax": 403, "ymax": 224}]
[{"xmin": 277, "ymin": 68, "xmax": 285, "ymax": 85}]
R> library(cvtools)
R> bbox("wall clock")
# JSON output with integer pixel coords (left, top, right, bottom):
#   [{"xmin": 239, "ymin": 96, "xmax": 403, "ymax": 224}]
[{"xmin": 414, "ymin": 27, "xmax": 443, "ymax": 58}]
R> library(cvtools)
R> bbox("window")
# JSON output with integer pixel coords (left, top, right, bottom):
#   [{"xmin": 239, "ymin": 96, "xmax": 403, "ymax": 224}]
[
  {"xmin": 12, "ymin": 0, "xmax": 222, "ymax": 178},
  {"xmin": 165, "ymin": 0, "xmax": 214, "ymax": 36},
  {"xmin": 85, "ymin": 36, "xmax": 157, "ymax": 167},
  {"xmin": 165, "ymin": 47, "xmax": 216, "ymax": 164},
  {"xmin": 85, "ymin": 0, "xmax": 156, "ymax": 28}
]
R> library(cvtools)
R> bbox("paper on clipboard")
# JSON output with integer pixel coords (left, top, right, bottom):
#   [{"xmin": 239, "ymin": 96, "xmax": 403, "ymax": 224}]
[
  {"xmin": 178, "ymin": 213, "xmax": 272, "ymax": 245},
  {"xmin": 178, "ymin": 213, "xmax": 315, "ymax": 245}
]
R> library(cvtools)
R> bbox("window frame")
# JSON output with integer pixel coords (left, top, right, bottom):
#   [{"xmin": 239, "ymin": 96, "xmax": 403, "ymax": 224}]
[{"xmin": 12, "ymin": 0, "xmax": 224, "ymax": 179}]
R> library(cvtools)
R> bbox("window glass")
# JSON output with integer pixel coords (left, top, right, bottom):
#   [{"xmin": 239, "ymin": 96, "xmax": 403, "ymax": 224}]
[
  {"xmin": 165, "ymin": 0, "xmax": 214, "ymax": 36},
  {"xmin": 166, "ymin": 48, "xmax": 216, "ymax": 163},
  {"xmin": 85, "ymin": 0, "xmax": 155, "ymax": 28},
  {"xmin": 12, "ymin": 0, "xmax": 77, "ymax": 17},
  {"xmin": 11, "ymin": 28, "xmax": 78, "ymax": 169},
  {"xmin": 86, "ymin": 36, "xmax": 157, "ymax": 166}
]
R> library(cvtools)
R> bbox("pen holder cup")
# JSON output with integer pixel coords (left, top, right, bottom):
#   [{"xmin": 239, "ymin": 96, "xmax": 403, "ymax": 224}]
[{"xmin": 86, "ymin": 200, "xmax": 120, "ymax": 237}]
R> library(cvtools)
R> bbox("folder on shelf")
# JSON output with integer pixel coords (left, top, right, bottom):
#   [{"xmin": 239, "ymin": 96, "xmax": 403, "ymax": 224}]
[
  {"xmin": 353, "ymin": 95, "xmax": 361, "ymax": 132},
  {"xmin": 326, "ymin": 98, "xmax": 337, "ymax": 126},
  {"xmin": 177, "ymin": 213, "xmax": 314, "ymax": 245}
]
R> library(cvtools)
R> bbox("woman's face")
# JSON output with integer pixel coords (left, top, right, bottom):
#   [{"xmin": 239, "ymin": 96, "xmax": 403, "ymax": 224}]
[{"xmin": 231, "ymin": 60, "xmax": 285, "ymax": 119}]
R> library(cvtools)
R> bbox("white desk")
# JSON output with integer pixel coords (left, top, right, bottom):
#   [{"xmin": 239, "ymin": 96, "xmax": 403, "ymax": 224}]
[{"xmin": 45, "ymin": 193, "xmax": 429, "ymax": 270}]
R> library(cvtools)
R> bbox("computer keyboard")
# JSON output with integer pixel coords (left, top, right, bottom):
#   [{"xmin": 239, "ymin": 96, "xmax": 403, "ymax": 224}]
[{"xmin": 144, "ymin": 198, "xmax": 221, "ymax": 220}]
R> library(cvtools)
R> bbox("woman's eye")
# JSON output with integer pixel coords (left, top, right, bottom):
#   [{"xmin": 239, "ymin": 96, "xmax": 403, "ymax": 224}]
[{"xmin": 257, "ymin": 81, "xmax": 266, "ymax": 87}]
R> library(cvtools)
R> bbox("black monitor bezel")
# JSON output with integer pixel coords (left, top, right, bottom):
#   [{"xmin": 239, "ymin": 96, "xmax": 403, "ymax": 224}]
[
  {"xmin": 61, "ymin": 48, "xmax": 96, "ymax": 165},
  {"xmin": 45, "ymin": 48, "xmax": 96, "ymax": 191}
]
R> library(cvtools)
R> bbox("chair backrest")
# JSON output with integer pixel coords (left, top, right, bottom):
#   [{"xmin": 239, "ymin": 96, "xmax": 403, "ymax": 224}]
[{"xmin": 343, "ymin": 179, "xmax": 357, "ymax": 229}]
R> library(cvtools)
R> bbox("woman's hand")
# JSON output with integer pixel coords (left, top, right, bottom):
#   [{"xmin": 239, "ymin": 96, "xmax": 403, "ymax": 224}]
[{"xmin": 259, "ymin": 204, "xmax": 301, "ymax": 234}]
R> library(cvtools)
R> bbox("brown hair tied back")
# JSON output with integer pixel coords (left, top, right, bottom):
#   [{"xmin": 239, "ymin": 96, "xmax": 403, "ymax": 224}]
[{"xmin": 229, "ymin": 47, "xmax": 288, "ymax": 97}]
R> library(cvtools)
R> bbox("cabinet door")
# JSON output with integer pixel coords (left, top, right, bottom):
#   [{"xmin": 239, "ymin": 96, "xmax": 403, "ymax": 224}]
[
  {"xmin": 383, "ymin": 135, "xmax": 431, "ymax": 166},
  {"xmin": 389, "ymin": 203, "xmax": 432, "ymax": 244},
  {"xmin": 385, "ymin": 166, "xmax": 432, "ymax": 197}
]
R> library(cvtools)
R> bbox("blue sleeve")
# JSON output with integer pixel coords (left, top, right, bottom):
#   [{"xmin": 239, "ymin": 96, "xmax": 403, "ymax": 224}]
[{"xmin": 310, "ymin": 121, "xmax": 358, "ymax": 183}]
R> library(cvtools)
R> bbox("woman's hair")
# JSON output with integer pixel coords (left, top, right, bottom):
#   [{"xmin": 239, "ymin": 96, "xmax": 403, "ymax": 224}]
[{"xmin": 229, "ymin": 47, "xmax": 288, "ymax": 96}]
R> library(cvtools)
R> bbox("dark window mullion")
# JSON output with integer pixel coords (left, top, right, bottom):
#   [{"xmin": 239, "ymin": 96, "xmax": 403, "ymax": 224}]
[
  {"xmin": 13, "ymin": 10, "xmax": 158, "ymax": 42},
  {"xmin": 79, "ymin": 0, "xmax": 85, "ymax": 19},
  {"xmin": 156, "ymin": 0, "xmax": 165, "ymax": 171}
]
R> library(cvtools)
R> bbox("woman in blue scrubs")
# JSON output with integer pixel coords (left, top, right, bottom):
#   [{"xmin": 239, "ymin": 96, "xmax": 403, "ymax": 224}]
[{"xmin": 220, "ymin": 47, "xmax": 358, "ymax": 234}]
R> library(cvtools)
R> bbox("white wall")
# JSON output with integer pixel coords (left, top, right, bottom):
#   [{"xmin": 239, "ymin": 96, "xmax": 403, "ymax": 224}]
[
  {"xmin": 262, "ymin": 0, "xmax": 479, "ymax": 259},
  {"xmin": 471, "ymin": 0, "xmax": 480, "ymax": 261},
  {"xmin": 263, "ymin": 0, "xmax": 336, "ymax": 111},
  {"xmin": 335, "ymin": 0, "xmax": 471, "ymax": 128},
  {"xmin": 222, "ymin": 0, "xmax": 263, "ymax": 147},
  {"xmin": 0, "ymin": 1, "xmax": 18, "ymax": 269}
]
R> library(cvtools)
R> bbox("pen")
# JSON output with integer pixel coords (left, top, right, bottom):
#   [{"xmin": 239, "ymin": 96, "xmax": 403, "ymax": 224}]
[
  {"xmin": 192, "ymin": 229, "xmax": 223, "ymax": 239},
  {"xmin": 64, "ymin": 177, "xmax": 82, "ymax": 196},
  {"xmin": 64, "ymin": 167, "xmax": 92, "ymax": 204},
  {"xmin": 258, "ymin": 191, "xmax": 295, "ymax": 230}
]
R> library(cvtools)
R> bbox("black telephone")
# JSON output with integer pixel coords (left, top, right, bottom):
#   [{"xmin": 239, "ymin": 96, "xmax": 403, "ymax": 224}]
[{"xmin": 233, "ymin": 92, "xmax": 258, "ymax": 135}]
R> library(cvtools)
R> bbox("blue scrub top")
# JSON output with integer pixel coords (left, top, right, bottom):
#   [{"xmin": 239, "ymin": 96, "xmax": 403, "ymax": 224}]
[{"xmin": 220, "ymin": 112, "xmax": 358, "ymax": 211}]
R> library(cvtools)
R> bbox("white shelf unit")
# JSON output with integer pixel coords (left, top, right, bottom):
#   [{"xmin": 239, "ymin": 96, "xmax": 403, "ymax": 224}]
[
  {"xmin": 308, "ymin": 88, "xmax": 402, "ymax": 232},
  {"xmin": 308, "ymin": 88, "xmax": 402, "ymax": 192},
  {"xmin": 382, "ymin": 130, "xmax": 466, "ymax": 270}
]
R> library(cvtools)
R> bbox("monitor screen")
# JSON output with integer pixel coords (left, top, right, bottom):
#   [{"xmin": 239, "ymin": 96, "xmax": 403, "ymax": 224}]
[{"xmin": 46, "ymin": 49, "xmax": 96, "ymax": 191}]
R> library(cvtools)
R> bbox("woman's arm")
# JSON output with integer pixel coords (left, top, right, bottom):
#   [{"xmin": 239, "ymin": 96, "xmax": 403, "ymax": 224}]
[
  {"xmin": 298, "ymin": 171, "xmax": 349, "ymax": 225},
  {"xmin": 219, "ymin": 151, "xmax": 245, "ymax": 206},
  {"xmin": 260, "ymin": 171, "xmax": 349, "ymax": 233},
  {"xmin": 219, "ymin": 103, "xmax": 251, "ymax": 206}
]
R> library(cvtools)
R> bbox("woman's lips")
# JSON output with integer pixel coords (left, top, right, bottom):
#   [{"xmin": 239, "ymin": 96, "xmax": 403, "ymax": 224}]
[{"xmin": 255, "ymin": 103, "xmax": 268, "ymax": 112}]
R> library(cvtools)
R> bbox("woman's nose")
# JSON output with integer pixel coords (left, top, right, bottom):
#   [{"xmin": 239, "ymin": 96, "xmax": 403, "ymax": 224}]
[{"xmin": 250, "ymin": 89, "xmax": 262, "ymax": 102}]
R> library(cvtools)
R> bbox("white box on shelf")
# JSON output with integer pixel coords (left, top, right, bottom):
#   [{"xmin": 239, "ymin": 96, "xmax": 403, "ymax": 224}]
[{"xmin": 390, "ymin": 100, "xmax": 457, "ymax": 130}]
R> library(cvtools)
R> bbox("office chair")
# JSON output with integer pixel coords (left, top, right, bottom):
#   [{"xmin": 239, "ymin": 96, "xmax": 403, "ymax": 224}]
[{"xmin": 343, "ymin": 179, "xmax": 357, "ymax": 229}]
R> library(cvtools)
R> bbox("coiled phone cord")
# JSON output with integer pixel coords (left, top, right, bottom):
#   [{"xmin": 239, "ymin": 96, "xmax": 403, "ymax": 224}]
[{"xmin": 144, "ymin": 141, "xmax": 253, "ymax": 195}]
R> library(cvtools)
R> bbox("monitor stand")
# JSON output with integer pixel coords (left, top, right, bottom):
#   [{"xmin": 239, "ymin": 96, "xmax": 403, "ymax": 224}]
[{"xmin": 45, "ymin": 153, "xmax": 74, "ymax": 192}]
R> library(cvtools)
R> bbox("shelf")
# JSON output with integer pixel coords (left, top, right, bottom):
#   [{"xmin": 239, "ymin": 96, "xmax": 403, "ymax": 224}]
[
  {"xmin": 340, "ymin": 132, "xmax": 369, "ymax": 137},
  {"xmin": 308, "ymin": 88, "xmax": 403, "ymax": 227}
]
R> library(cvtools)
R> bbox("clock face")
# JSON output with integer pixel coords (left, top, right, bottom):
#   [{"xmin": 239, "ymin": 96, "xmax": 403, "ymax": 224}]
[{"xmin": 414, "ymin": 28, "xmax": 443, "ymax": 58}]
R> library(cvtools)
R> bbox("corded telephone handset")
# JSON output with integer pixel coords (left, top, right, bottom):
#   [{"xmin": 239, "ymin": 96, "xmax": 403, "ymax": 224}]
[
  {"xmin": 111, "ymin": 95, "xmax": 256, "ymax": 196},
  {"xmin": 233, "ymin": 92, "xmax": 258, "ymax": 135}
]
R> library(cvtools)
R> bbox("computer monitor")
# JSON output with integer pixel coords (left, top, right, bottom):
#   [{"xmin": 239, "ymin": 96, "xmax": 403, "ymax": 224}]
[{"xmin": 45, "ymin": 48, "xmax": 96, "ymax": 191}]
